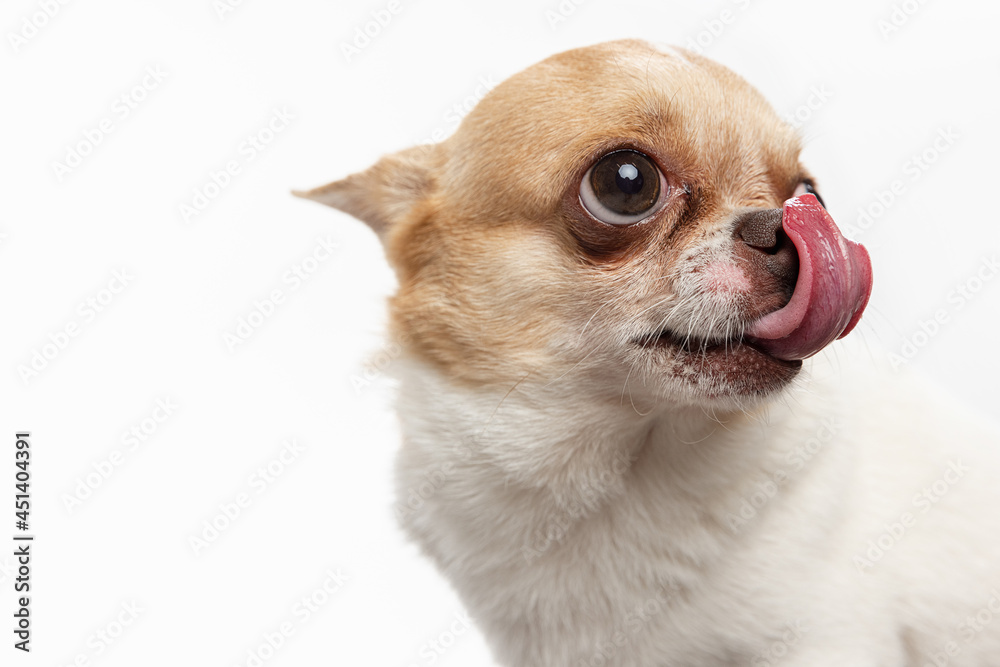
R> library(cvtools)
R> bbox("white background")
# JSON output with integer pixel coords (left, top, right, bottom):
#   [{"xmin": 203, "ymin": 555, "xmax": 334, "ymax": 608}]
[{"xmin": 2, "ymin": 0, "xmax": 999, "ymax": 665}]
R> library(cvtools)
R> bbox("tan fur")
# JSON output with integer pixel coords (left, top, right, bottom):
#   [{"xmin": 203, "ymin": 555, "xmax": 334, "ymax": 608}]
[{"xmin": 301, "ymin": 39, "xmax": 805, "ymax": 398}]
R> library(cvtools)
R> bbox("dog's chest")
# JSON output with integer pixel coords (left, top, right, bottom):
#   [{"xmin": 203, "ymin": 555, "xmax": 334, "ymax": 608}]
[{"xmin": 475, "ymin": 484, "xmax": 799, "ymax": 667}]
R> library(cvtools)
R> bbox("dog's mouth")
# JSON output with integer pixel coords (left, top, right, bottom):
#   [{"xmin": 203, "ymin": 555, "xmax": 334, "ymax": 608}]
[
  {"xmin": 625, "ymin": 194, "xmax": 874, "ymax": 399},
  {"xmin": 637, "ymin": 328, "xmax": 802, "ymax": 369},
  {"xmin": 631, "ymin": 327, "xmax": 802, "ymax": 398}
]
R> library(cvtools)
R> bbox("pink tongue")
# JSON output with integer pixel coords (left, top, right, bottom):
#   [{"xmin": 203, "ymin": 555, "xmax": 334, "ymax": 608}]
[{"xmin": 746, "ymin": 194, "xmax": 872, "ymax": 361}]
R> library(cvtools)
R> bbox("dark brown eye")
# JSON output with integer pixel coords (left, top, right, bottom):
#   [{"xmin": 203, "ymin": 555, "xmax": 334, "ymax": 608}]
[
  {"xmin": 794, "ymin": 179, "xmax": 826, "ymax": 208},
  {"xmin": 580, "ymin": 150, "xmax": 665, "ymax": 225}
]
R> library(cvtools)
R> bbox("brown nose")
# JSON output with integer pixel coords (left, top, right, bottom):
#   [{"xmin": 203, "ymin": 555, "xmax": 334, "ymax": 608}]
[{"xmin": 734, "ymin": 208, "xmax": 799, "ymax": 296}]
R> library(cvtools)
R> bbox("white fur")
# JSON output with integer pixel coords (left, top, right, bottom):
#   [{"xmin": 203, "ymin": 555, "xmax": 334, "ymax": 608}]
[{"xmin": 394, "ymin": 339, "xmax": 1000, "ymax": 666}]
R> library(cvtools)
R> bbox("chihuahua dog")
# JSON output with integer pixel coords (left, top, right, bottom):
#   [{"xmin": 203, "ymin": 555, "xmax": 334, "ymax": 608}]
[{"xmin": 298, "ymin": 40, "xmax": 1000, "ymax": 666}]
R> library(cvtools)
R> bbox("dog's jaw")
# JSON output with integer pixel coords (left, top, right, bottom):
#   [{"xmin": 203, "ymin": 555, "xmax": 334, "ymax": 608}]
[{"xmin": 628, "ymin": 332, "xmax": 803, "ymax": 403}]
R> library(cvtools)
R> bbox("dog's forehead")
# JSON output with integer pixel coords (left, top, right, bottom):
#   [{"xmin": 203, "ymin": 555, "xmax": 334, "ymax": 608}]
[
  {"xmin": 440, "ymin": 40, "xmax": 799, "ymax": 215},
  {"xmin": 585, "ymin": 39, "xmax": 701, "ymax": 76},
  {"xmin": 458, "ymin": 40, "xmax": 773, "ymax": 141}
]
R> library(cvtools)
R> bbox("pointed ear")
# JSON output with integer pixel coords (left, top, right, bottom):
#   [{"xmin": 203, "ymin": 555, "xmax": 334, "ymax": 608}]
[{"xmin": 293, "ymin": 145, "xmax": 435, "ymax": 239}]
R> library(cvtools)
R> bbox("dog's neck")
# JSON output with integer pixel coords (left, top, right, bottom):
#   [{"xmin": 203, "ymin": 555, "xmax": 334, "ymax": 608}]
[{"xmin": 393, "ymin": 354, "xmax": 808, "ymax": 561}]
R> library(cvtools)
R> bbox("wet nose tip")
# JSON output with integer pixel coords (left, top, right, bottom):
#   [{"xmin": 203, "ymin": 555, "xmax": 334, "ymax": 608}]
[
  {"xmin": 734, "ymin": 207, "xmax": 799, "ymax": 293},
  {"xmin": 737, "ymin": 208, "xmax": 784, "ymax": 251}
]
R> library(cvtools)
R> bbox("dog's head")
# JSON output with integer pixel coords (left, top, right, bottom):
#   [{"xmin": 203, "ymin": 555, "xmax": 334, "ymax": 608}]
[{"xmin": 299, "ymin": 40, "xmax": 871, "ymax": 411}]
